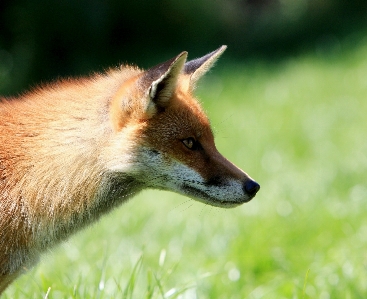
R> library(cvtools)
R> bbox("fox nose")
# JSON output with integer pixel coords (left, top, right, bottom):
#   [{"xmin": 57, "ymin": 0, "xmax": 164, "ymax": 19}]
[{"xmin": 243, "ymin": 180, "xmax": 260, "ymax": 197}]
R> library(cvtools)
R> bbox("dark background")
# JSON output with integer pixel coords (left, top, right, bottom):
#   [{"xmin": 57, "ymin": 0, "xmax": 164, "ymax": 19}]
[{"xmin": 1, "ymin": 0, "xmax": 367, "ymax": 95}]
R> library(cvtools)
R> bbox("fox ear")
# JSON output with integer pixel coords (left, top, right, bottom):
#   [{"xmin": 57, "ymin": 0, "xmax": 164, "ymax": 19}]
[
  {"xmin": 184, "ymin": 45, "xmax": 227, "ymax": 88},
  {"xmin": 141, "ymin": 51, "xmax": 187, "ymax": 117}
]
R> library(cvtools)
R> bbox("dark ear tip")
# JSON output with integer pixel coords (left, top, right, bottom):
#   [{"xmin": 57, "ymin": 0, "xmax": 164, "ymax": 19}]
[{"xmin": 184, "ymin": 45, "xmax": 227, "ymax": 75}]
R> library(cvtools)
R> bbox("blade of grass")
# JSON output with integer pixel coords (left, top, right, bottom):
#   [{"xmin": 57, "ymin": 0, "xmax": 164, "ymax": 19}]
[
  {"xmin": 153, "ymin": 272, "xmax": 166, "ymax": 299},
  {"xmin": 302, "ymin": 269, "xmax": 310, "ymax": 299},
  {"xmin": 145, "ymin": 269, "xmax": 155, "ymax": 299},
  {"xmin": 123, "ymin": 255, "xmax": 143, "ymax": 299}
]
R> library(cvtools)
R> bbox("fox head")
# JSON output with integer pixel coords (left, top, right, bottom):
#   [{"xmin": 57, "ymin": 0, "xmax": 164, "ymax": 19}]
[{"xmin": 107, "ymin": 46, "xmax": 260, "ymax": 208}]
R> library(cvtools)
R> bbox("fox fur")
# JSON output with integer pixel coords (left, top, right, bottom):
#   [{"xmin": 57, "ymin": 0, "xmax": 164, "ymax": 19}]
[{"xmin": 0, "ymin": 46, "xmax": 260, "ymax": 293}]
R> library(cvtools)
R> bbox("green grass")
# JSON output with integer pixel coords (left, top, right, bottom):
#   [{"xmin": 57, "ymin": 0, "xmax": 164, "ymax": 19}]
[{"xmin": 4, "ymin": 41, "xmax": 367, "ymax": 298}]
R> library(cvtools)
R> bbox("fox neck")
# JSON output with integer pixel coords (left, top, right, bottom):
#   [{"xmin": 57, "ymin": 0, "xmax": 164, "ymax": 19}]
[
  {"xmin": 1, "ymin": 171, "xmax": 142, "ymax": 275},
  {"xmin": 0, "ymin": 73, "xmax": 147, "ymax": 254},
  {"xmin": 37, "ymin": 172, "xmax": 143, "ymax": 249}
]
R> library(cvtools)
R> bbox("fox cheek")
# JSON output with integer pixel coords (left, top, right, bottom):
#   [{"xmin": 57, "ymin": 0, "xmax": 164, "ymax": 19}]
[{"xmin": 134, "ymin": 147, "xmax": 170, "ymax": 177}]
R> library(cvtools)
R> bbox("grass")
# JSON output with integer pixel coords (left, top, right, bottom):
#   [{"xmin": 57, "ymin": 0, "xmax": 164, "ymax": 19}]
[{"xmin": 4, "ymin": 40, "xmax": 367, "ymax": 298}]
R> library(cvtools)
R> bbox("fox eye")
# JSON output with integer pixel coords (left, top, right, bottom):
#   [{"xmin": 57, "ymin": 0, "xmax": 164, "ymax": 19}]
[{"xmin": 182, "ymin": 137, "xmax": 197, "ymax": 150}]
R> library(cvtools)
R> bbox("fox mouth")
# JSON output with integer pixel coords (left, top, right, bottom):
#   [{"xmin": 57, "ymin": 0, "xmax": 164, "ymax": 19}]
[{"xmin": 181, "ymin": 184, "xmax": 251, "ymax": 208}]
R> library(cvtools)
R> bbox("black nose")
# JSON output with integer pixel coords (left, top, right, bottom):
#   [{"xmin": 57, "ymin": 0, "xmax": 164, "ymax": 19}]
[{"xmin": 243, "ymin": 180, "xmax": 260, "ymax": 197}]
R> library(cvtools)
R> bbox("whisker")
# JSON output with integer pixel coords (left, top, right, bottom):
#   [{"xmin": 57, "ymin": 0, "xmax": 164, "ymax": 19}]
[
  {"xmin": 181, "ymin": 203, "xmax": 194, "ymax": 212},
  {"xmin": 199, "ymin": 204, "xmax": 208, "ymax": 217},
  {"xmin": 169, "ymin": 199, "xmax": 192, "ymax": 212}
]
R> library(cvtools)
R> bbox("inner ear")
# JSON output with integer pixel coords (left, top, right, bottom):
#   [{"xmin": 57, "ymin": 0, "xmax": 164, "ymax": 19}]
[
  {"xmin": 149, "ymin": 67, "xmax": 178, "ymax": 107},
  {"xmin": 141, "ymin": 52, "xmax": 187, "ymax": 117}
]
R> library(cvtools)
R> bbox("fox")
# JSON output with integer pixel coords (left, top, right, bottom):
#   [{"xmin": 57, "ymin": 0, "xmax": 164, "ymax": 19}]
[{"xmin": 0, "ymin": 45, "xmax": 260, "ymax": 293}]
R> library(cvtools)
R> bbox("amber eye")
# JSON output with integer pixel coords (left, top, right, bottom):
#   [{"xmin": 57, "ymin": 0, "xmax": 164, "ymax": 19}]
[{"xmin": 182, "ymin": 137, "xmax": 197, "ymax": 150}]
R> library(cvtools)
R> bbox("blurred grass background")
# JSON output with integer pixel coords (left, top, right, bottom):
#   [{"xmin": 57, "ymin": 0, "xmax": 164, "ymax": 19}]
[{"xmin": 2, "ymin": 1, "xmax": 367, "ymax": 298}]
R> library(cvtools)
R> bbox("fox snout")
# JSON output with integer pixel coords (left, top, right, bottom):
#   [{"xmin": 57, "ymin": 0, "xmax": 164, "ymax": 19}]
[
  {"xmin": 198, "ymin": 148, "xmax": 260, "ymax": 205},
  {"xmin": 203, "ymin": 174, "xmax": 260, "ymax": 205}
]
